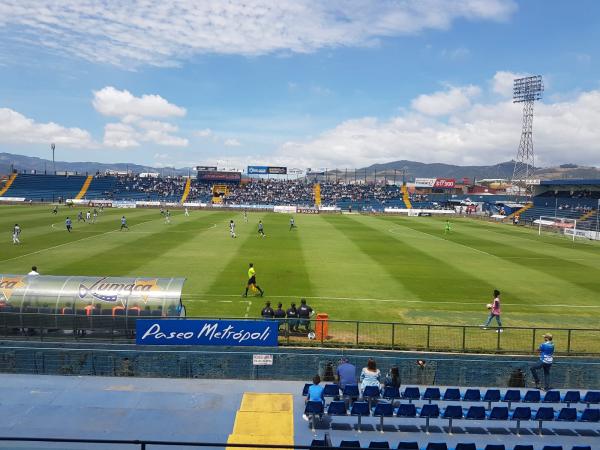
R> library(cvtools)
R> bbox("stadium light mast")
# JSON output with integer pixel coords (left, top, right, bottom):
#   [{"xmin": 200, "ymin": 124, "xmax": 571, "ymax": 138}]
[
  {"xmin": 511, "ymin": 75, "xmax": 543, "ymax": 196},
  {"xmin": 51, "ymin": 143, "xmax": 56, "ymax": 174}
]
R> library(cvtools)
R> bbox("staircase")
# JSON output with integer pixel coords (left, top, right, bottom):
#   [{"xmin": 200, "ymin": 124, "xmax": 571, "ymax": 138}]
[
  {"xmin": 507, "ymin": 202, "xmax": 533, "ymax": 219},
  {"xmin": 180, "ymin": 178, "xmax": 192, "ymax": 203},
  {"xmin": 579, "ymin": 209, "xmax": 596, "ymax": 222},
  {"xmin": 314, "ymin": 183, "xmax": 321, "ymax": 207},
  {"xmin": 75, "ymin": 175, "xmax": 93, "ymax": 200},
  {"xmin": 401, "ymin": 184, "xmax": 412, "ymax": 209},
  {"xmin": 0, "ymin": 173, "xmax": 17, "ymax": 197}
]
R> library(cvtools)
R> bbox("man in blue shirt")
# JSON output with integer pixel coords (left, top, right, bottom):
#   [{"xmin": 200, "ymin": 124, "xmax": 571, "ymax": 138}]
[
  {"xmin": 335, "ymin": 357, "xmax": 357, "ymax": 390},
  {"xmin": 530, "ymin": 333, "xmax": 554, "ymax": 390}
]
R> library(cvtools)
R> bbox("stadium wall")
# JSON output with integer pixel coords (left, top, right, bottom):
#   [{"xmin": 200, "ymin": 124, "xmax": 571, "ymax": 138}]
[{"xmin": 0, "ymin": 341, "xmax": 598, "ymax": 388}]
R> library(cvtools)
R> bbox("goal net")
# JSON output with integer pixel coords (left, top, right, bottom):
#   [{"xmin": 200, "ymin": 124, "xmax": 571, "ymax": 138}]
[{"xmin": 535, "ymin": 216, "xmax": 578, "ymax": 241}]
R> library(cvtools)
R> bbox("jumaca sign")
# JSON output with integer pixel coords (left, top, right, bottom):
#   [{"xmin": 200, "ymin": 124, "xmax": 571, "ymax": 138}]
[
  {"xmin": 433, "ymin": 178, "xmax": 456, "ymax": 188},
  {"xmin": 136, "ymin": 319, "xmax": 279, "ymax": 346}
]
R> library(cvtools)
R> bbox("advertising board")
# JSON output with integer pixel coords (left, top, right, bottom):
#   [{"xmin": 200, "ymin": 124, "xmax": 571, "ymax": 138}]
[
  {"xmin": 248, "ymin": 166, "xmax": 288, "ymax": 175},
  {"xmin": 197, "ymin": 171, "xmax": 241, "ymax": 183}
]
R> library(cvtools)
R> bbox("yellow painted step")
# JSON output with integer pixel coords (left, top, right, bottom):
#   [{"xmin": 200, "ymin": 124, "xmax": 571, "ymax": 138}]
[
  {"xmin": 180, "ymin": 178, "xmax": 191, "ymax": 203},
  {"xmin": 506, "ymin": 202, "xmax": 532, "ymax": 219},
  {"xmin": 579, "ymin": 209, "xmax": 596, "ymax": 221},
  {"xmin": 401, "ymin": 184, "xmax": 412, "ymax": 209},
  {"xmin": 0, "ymin": 173, "xmax": 17, "ymax": 197},
  {"xmin": 75, "ymin": 175, "xmax": 93, "ymax": 200}
]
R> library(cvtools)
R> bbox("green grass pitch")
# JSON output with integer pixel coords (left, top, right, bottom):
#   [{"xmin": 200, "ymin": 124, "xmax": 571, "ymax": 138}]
[{"xmin": 1, "ymin": 204, "xmax": 599, "ymax": 329}]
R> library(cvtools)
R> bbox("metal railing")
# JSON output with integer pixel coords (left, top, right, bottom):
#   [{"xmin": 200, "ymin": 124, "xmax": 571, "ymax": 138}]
[{"xmin": 1, "ymin": 313, "xmax": 599, "ymax": 356}]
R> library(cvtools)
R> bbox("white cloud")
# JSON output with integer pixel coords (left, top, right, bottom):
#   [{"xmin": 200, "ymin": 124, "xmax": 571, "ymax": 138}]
[
  {"xmin": 273, "ymin": 73, "xmax": 600, "ymax": 168},
  {"xmin": 103, "ymin": 123, "xmax": 140, "ymax": 148},
  {"xmin": 196, "ymin": 128, "xmax": 213, "ymax": 138},
  {"xmin": 491, "ymin": 70, "xmax": 529, "ymax": 97},
  {"xmin": 411, "ymin": 85, "xmax": 481, "ymax": 116},
  {"xmin": 93, "ymin": 87, "xmax": 186, "ymax": 118},
  {"xmin": 224, "ymin": 138, "xmax": 242, "ymax": 147},
  {"xmin": 0, "ymin": 0, "xmax": 517, "ymax": 67},
  {"xmin": 102, "ymin": 119, "xmax": 188, "ymax": 148},
  {"xmin": 0, "ymin": 107, "xmax": 94, "ymax": 147}
]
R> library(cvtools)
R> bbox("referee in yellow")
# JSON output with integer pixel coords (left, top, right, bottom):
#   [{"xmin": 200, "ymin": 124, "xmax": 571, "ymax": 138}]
[{"xmin": 243, "ymin": 263, "xmax": 264, "ymax": 297}]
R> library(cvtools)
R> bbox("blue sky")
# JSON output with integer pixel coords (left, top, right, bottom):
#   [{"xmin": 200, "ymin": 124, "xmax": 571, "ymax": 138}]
[{"xmin": 0, "ymin": 0, "xmax": 599, "ymax": 169}]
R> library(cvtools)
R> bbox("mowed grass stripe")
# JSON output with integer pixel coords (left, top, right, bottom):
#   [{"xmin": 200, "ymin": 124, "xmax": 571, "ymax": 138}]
[
  {"xmin": 197, "ymin": 213, "xmax": 314, "ymax": 318},
  {"xmin": 385, "ymin": 216, "xmax": 600, "ymax": 303},
  {"xmin": 49, "ymin": 211, "xmax": 221, "ymax": 276},
  {"xmin": 298, "ymin": 214, "xmax": 415, "ymax": 322}
]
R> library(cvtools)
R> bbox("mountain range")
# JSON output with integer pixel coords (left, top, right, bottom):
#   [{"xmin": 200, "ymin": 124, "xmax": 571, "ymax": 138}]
[{"xmin": 1, "ymin": 152, "xmax": 599, "ymax": 181}]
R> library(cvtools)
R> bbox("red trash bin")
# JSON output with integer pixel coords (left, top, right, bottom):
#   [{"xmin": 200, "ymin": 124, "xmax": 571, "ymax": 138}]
[{"xmin": 315, "ymin": 313, "xmax": 329, "ymax": 341}]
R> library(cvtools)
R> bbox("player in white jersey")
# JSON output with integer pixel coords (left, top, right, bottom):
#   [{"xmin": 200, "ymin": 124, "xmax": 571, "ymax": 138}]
[
  {"xmin": 92, "ymin": 209, "xmax": 98, "ymax": 223},
  {"xmin": 86, "ymin": 211, "xmax": 91, "ymax": 223},
  {"xmin": 229, "ymin": 220, "xmax": 237, "ymax": 238},
  {"xmin": 165, "ymin": 209, "xmax": 171, "ymax": 224},
  {"xmin": 12, "ymin": 224, "xmax": 21, "ymax": 244},
  {"xmin": 243, "ymin": 209, "xmax": 248, "ymax": 222},
  {"xmin": 184, "ymin": 207, "xmax": 190, "ymax": 217}
]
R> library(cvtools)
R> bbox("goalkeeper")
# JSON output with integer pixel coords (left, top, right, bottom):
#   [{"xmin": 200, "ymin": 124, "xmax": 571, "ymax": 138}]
[
  {"xmin": 444, "ymin": 220, "xmax": 452, "ymax": 235},
  {"xmin": 243, "ymin": 263, "xmax": 264, "ymax": 297}
]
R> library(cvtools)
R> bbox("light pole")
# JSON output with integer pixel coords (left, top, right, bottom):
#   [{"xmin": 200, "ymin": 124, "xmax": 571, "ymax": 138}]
[
  {"xmin": 51, "ymin": 143, "xmax": 56, "ymax": 174},
  {"xmin": 596, "ymin": 199, "xmax": 599, "ymax": 239}
]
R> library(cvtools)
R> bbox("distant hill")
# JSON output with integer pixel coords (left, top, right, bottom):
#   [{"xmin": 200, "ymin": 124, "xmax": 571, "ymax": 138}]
[{"xmin": 0, "ymin": 152, "xmax": 192, "ymax": 176}]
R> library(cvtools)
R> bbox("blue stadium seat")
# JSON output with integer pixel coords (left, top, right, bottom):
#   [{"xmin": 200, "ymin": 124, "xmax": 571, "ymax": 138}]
[
  {"xmin": 454, "ymin": 444, "xmax": 476, "ymax": 450},
  {"xmin": 442, "ymin": 405, "xmax": 463, "ymax": 434},
  {"xmin": 522, "ymin": 390, "xmax": 540, "ymax": 403},
  {"xmin": 562, "ymin": 390, "xmax": 580, "ymax": 407},
  {"xmin": 488, "ymin": 406, "xmax": 509, "ymax": 421},
  {"xmin": 419, "ymin": 403, "xmax": 440, "ymax": 433},
  {"xmin": 483, "ymin": 389, "xmax": 501, "ymax": 409},
  {"xmin": 541, "ymin": 446, "xmax": 563, "ymax": 450},
  {"xmin": 327, "ymin": 400, "xmax": 347, "ymax": 417},
  {"xmin": 556, "ymin": 407, "xmax": 577, "ymax": 422},
  {"xmin": 579, "ymin": 408, "xmax": 599, "ymax": 422},
  {"xmin": 373, "ymin": 402, "xmax": 394, "ymax": 431},
  {"xmin": 571, "ymin": 447, "xmax": 592, "ymax": 450},
  {"xmin": 304, "ymin": 401, "xmax": 324, "ymax": 431},
  {"xmin": 310, "ymin": 438, "xmax": 328, "ymax": 448},
  {"xmin": 396, "ymin": 403, "xmax": 417, "ymax": 418},
  {"xmin": 513, "ymin": 446, "xmax": 534, "ymax": 450},
  {"xmin": 382, "ymin": 386, "xmax": 400, "ymax": 401},
  {"xmin": 369, "ymin": 441, "xmax": 390, "ymax": 449},
  {"xmin": 302, "ymin": 383, "xmax": 311, "ymax": 396},
  {"xmin": 463, "ymin": 388, "xmax": 481, "ymax": 402},
  {"xmin": 402, "ymin": 387, "xmax": 421, "ymax": 403},
  {"xmin": 465, "ymin": 406, "xmax": 486, "ymax": 420},
  {"xmin": 350, "ymin": 401, "xmax": 370, "ymax": 431},
  {"xmin": 485, "ymin": 446, "xmax": 505, "ymax": 450},
  {"xmin": 339, "ymin": 441, "xmax": 361, "ymax": 448},
  {"xmin": 542, "ymin": 390, "xmax": 560, "ymax": 403},
  {"xmin": 363, "ymin": 385, "xmax": 380, "ymax": 408},
  {"xmin": 396, "ymin": 443, "xmax": 418, "ymax": 450},
  {"xmin": 582, "ymin": 391, "xmax": 600, "ymax": 406},
  {"xmin": 422, "ymin": 387, "xmax": 441, "ymax": 403},
  {"xmin": 425, "ymin": 444, "xmax": 447, "ymax": 450},
  {"xmin": 324, "ymin": 383, "xmax": 340, "ymax": 399},
  {"xmin": 443, "ymin": 388, "xmax": 461, "ymax": 401},
  {"xmin": 503, "ymin": 389, "xmax": 521, "ymax": 404},
  {"xmin": 343, "ymin": 384, "xmax": 360, "ymax": 401},
  {"xmin": 510, "ymin": 406, "xmax": 531, "ymax": 434},
  {"xmin": 534, "ymin": 407, "xmax": 555, "ymax": 434}
]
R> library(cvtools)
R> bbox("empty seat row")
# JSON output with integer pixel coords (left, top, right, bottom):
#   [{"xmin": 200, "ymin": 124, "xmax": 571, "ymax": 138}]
[
  {"xmin": 303, "ymin": 384, "xmax": 600, "ymax": 408},
  {"xmin": 310, "ymin": 439, "xmax": 591, "ymax": 450},
  {"xmin": 304, "ymin": 400, "xmax": 600, "ymax": 434}
]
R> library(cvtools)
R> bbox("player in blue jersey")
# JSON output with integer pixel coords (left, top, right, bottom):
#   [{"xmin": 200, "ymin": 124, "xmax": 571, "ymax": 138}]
[{"xmin": 65, "ymin": 217, "xmax": 72, "ymax": 232}]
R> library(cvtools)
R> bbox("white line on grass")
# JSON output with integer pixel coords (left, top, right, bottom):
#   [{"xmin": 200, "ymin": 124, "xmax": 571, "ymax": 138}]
[
  {"xmin": 388, "ymin": 226, "xmax": 495, "ymax": 257},
  {"xmin": 244, "ymin": 300, "xmax": 252, "ymax": 318},
  {"xmin": 181, "ymin": 293, "xmax": 600, "ymax": 309}
]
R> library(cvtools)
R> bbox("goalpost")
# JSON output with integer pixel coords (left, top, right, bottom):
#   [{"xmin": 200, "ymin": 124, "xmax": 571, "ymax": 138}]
[{"xmin": 535, "ymin": 216, "xmax": 578, "ymax": 241}]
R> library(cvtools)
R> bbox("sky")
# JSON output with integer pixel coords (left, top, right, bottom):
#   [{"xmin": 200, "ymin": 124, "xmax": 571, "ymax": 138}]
[{"xmin": 0, "ymin": 0, "xmax": 599, "ymax": 170}]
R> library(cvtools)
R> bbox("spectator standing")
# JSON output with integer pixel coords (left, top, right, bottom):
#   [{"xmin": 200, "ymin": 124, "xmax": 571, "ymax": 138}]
[
  {"xmin": 359, "ymin": 358, "xmax": 381, "ymax": 393},
  {"xmin": 482, "ymin": 289, "xmax": 503, "ymax": 332},
  {"xmin": 531, "ymin": 333, "xmax": 554, "ymax": 390},
  {"xmin": 298, "ymin": 298, "xmax": 314, "ymax": 331},
  {"xmin": 335, "ymin": 357, "xmax": 356, "ymax": 389},
  {"xmin": 383, "ymin": 367, "xmax": 401, "ymax": 389},
  {"xmin": 286, "ymin": 302, "xmax": 299, "ymax": 332},
  {"xmin": 28, "ymin": 266, "xmax": 39, "ymax": 276}
]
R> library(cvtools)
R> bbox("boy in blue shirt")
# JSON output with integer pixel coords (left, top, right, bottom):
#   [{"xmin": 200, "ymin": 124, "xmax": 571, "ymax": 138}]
[
  {"xmin": 531, "ymin": 333, "xmax": 554, "ymax": 390},
  {"xmin": 306, "ymin": 375, "xmax": 325, "ymax": 405}
]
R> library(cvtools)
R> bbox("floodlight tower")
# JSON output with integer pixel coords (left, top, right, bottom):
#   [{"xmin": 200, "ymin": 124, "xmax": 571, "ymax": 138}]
[{"xmin": 512, "ymin": 75, "xmax": 543, "ymax": 195}]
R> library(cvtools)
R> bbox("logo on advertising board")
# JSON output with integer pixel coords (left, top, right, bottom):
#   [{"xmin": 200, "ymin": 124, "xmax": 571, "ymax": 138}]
[
  {"xmin": 136, "ymin": 319, "xmax": 279, "ymax": 346},
  {"xmin": 248, "ymin": 166, "xmax": 287, "ymax": 175},
  {"xmin": 414, "ymin": 178, "xmax": 436, "ymax": 187},
  {"xmin": 196, "ymin": 166, "xmax": 218, "ymax": 171},
  {"xmin": 433, "ymin": 178, "xmax": 456, "ymax": 188},
  {"xmin": 0, "ymin": 276, "xmax": 25, "ymax": 301},
  {"xmin": 297, "ymin": 207, "xmax": 319, "ymax": 214},
  {"xmin": 78, "ymin": 277, "xmax": 160, "ymax": 305}
]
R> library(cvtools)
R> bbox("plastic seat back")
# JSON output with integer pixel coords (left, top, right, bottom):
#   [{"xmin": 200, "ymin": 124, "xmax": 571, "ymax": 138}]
[
  {"xmin": 343, "ymin": 384, "xmax": 360, "ymax": 397},
  {"xmin": 419, "ymin": 403, "xmax": 440, "ymax": 418},
  {"xmin": 369, "ymin": 442, "xmax": 390, "ymax": 449},
  {"xmin": 423, "ymin": 387, "xmax": 441, "ymax": 401},
  {"xmin": 571, "ymin": 446, "xmax": 592, "ymax": 450},
  {"xmin": 443, "ymin": 388, "xmax": 461, "ymax": 401},
  {"xmin": 363, "ymin": 385, "xmax": 380, "ymax": 398},
  {"xmin": 402, "ymin": 386, "xmax": 420, "ymax": 400},
  {"xmin": 484, "ymin": 446, "xmax": 506, "ymax": 450},
  {"xmin": 373, "ymin": 402, "xmax": 394, "ymax": 417},
  {"xmin": 425, "ymin": 444, "xmax": 448, "ymax": 450},
  {"xmin": 323, "ymin": 383, "xmax": 340, "ymax": 397},
  {"xmin": 339, "ymin": 441, "xmax": 360, "ymax": 448},
  {"xmin": 489, "ymin": 406, "xmax": 509, "ymax": 420},
  {"xmin": 579, "ymin": 408, "xmax": 599, "ymax": 422},
  {"xmin": 541, "ymin": 447, "xmax": 563, "ymax": 450},
  {"xmin": 513, "ymin": 446, "xmax": 534, "ymax": 450},
  {"xmin": 583, "ymin": 391, "xmax": 600, "ymax": 404},
  {"xmin": 511, "ymin": 406, "xmax": 532, "ymax": 421},
  {"xmin": 543, "ymin": 390, "xmax": 560, "ymax": 403},
  {"xmin": 562, "ymin": 390, "xmax": 580, "ymax": 404},
  {"xmin": 523, "ymin": 390, "xmax": 540, "ymax": 403},
  {"xmin": 535, "ymin": 406, "xmax": 555, "ymax": 421},
  {"xmin": 443, "ymin": 405, "xmax": 463, "ymax": 419},
  {"xmin": 305, "ymin": 401, "xmax": 324, "ymax": 415},
  {"xmin": 302, "ymin": 383, "xmax": 311, "ymax": 396},
  {"xmin": 483, "ymin": 389, "xmax": 501, "ymax": 402},
  {"xmin": 455, "ymin": 445, "xmax": 476, "ymax": 450},
  {"xmin": 397, "ymin": 443, "xmax": 418, "ymax": 450},
  {"xmin": 465, "ymin": 406, "xmax": 486, "ymax": 420},
  {"xmin": 556, "ymin": 407, "xmax": 577, "ymax": 421},
  {"xmin": 463, "ymin": 388, "xmax": 481, "ymax": 402},
  {"xmin": 503, "ymin": 389, "xmax": 521, "ymax": 403},
  {"xmin": 327, "ymin": 400, "xmax": 347, "ymax": 416},
  {"xmin": 310, "ymin": 439, "xmax": 327, "ymax": 448},
  {"xmin": 350, "ymin": 401, "xmax": 370, "ymax": 417},
  {"xmin": 396, "ymin": 403, "xmax": 417, "ymax": 418},
  {"xmin": 382, "ymin": 386, "xmax": 400, "ymax": 399}
]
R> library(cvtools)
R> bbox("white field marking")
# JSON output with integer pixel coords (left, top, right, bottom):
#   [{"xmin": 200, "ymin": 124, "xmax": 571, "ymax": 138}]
[
  {"xmin": 388, "ymin": 226, "xmax": 495, "ymax": 257},
  {"xmin": 244, "ymin": 300, "xmax": 252, "ymax": 318},
  {"xmin": 1, "ymin": 219, "xmax": 214, "ymax": 264},
  {"xmin": 181, "ymin": 293, "xmax": 600, "ymax": 309},
  {"xmin": 217, "ymin": 300, "xmax": 233, "ymax": 303},
  {"xmin": 49, "ymin": 223, "xmax": 217, "ymax": 234}
]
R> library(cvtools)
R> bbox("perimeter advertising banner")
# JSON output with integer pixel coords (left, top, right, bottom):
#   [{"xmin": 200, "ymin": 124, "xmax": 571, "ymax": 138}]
[
  {"xmin": 197, "ymin": 171, "xmax": 241, "ymax": 183},
  {"xmin": 414, "ymin": 178, "xmax": 456, "ymax": 189},
  {"xmin": 247, "ymin": 166, "xmax": 287, "ymax": 175},
  {"xmin": 136, "ymin": 319, "xmax": 279, "ymax": 346},
  {"xmin": 414, "ymin": 178, "xmax": 436, "ymax": 187}
]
